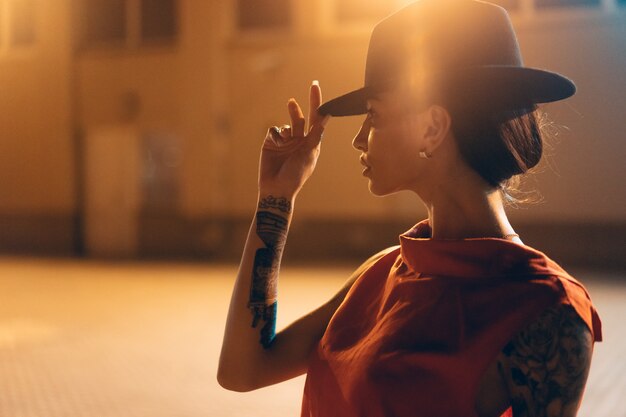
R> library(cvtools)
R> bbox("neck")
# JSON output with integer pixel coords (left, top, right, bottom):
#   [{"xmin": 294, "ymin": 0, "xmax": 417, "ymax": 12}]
[{"xmin": 423, "ymin": 186, "xmax": 516, "ymax": 240}]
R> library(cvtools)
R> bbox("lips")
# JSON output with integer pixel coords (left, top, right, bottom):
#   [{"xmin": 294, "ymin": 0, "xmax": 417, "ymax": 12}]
[
  {"xmin": 360, "ymin": 155, "xmax": 371, "ymax": 176},
  {"xmin": 360, "ymin": 155, "xmax": 370, "ymax": 169}
]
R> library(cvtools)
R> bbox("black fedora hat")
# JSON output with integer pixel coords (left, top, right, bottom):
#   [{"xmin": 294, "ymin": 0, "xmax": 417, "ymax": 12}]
[{"xmin": 319, "ymin": 0, "xmax": 576, "ymax": 117}]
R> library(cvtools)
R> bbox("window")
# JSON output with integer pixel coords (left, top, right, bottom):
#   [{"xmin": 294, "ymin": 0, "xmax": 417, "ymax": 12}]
[
  {"xmin": 237, "ymin": 0, "xmax": 291, "ymax": 30},
  {"xmin": 76, "ymin": 0, "xmax": 178, "ymax": 49},
  {"xmin": 0, "ymin": 0, "xmax": 37, "ymax": 50},
  {"xmin": 535, "ymin": 0, "xmax": 601, "ymax": 9},
  {"xmin": 141, "ymin": 0, "xmax": 177, "ymax": 41},
  {"xmin": 335, "ymin": 0, "xmax": 394, "ymax": 22}
]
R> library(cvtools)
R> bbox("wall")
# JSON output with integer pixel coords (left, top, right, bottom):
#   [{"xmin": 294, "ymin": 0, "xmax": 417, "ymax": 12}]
[
  {"xmin": 0, "ymin": 0, "xmax": 624, "ymax": 267},
  {"xmin": 511, "ymin": 13, "xmax": 626, "ymax": 223},
  {"xmin": 0, "ymin": 0, "xmax": 75, "ymax": 253}
]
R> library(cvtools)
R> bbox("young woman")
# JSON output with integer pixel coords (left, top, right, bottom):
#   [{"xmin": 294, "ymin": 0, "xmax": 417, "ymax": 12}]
[{"xmin": 218, "ymin": 1, "xmax": 602, "ymax": 416}]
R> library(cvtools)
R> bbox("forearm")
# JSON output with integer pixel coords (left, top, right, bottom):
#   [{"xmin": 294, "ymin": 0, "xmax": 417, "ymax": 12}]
[
  {"xmin": 218, "ymin": 193, "xmax": 293, "ymax": 390},
  {"xmin": 218, "ymin": 81, "xmax": 327, "ymax": 391}
]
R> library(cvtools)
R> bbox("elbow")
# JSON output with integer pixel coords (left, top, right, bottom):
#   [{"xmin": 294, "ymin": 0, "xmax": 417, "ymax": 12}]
[
  {"xmin": 217, "ymin": 374, "xmax": 253, "ymax": 392},
  {"xmin": 217, "ymin": 364, "xmax": 257, "ymax": 392}
]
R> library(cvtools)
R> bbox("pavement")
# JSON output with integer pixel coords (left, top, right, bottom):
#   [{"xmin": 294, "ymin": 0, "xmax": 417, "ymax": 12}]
[{"xmin": 0, "ymin": 257, "xmax": 623, "ymax": 417}]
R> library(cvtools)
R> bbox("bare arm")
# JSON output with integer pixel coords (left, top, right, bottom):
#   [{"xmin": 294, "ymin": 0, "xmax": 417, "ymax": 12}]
[
  {"xmin": 499, "ymin": 304, "xmax": 594, "ymax": 417},
  {"xmin": 218, "ymin": 223, "xmax": 388, "ymax": 391},
  {"xmin": 218, "ymin": 81, "xmax": 333, "ymax": 391},
  {"xmin": 217, "ymin": 194, "xmax": 389, "ymax": 392}
]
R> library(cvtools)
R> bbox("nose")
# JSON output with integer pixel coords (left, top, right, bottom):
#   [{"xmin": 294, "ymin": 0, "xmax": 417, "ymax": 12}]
[{"xmin": 352, "ymin": 117, "xmax": 370, "ymax": 152}]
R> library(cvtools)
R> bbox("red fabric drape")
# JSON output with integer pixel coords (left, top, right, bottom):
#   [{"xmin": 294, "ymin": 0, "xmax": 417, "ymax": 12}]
[{"xmin": 301, "ymin": 220, "xmax": 602, "ymax": 417}]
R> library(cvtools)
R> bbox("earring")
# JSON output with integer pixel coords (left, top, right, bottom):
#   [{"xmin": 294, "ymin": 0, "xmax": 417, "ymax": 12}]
[{"xmin": 419, "ymin": 151, "xmax": 432, "ymax": 159}]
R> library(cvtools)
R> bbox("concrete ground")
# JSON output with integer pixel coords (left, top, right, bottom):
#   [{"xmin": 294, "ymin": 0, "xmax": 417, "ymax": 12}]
[{"xmin": 0, "ymin": 257, "xmax": 622, "ymax": 417}]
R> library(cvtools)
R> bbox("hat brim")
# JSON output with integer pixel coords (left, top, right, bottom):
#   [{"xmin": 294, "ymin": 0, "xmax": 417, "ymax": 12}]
[{"xmin": 318, "ymin": 66, "xmax": 576, "ymax": 117}]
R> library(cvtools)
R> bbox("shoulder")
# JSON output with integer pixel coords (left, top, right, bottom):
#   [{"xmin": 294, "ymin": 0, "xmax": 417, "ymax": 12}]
[
  {"xmin": 498, "ymin": 303, "xmax": 594, "ymax": 417},
  {"xmin": 323, "ymin": 246, "xmax": 400, "ymax": 313},
  {"xmin": 337, "ymin": 246, "xmax": 400, "ymax": 295},
  {"xmin": 348, "ymin": 245, "xmax": 400, "ymax": 283},
  {"xmin": 353, "ymin": 245, "xmax": 400, "ymax": 277}
]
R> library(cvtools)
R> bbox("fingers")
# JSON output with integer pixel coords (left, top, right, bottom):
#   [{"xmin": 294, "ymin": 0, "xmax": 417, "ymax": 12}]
[
  {"xmin": 288, "ymin": 99, "xmax": 305, "ymax": 137},
  {"xmin": 308, "ymin": 80, "xmax": 322, "ymax": 133},
  {"xmin": 308, "ymin": 114, "xmax": 329, "ymax": 146},
  {"xmin": 277, "ymin": 124, "xmax": 291, "ymax": 139},
  {"xmin": 271, "ymin": 81, "xmax": 328, "ymax": 144},
  {"xmin": 265, "ymin": 126, "xmax": 281, "ymax": 148},
  {"xmin": 307, "ymin": 80, "xmax": 330, "ymax": 146}
]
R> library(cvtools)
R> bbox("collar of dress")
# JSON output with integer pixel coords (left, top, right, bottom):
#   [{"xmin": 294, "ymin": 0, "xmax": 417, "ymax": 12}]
[{"xmin": 398, "ymin": 219, "xmax": 559, "ymax": 279}]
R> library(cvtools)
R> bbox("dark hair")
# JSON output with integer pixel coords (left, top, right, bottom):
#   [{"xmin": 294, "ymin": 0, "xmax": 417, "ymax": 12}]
[
  {"xmin": 408, "ymin": 75, "xmax": 560, "ymax": 204},
  {"xmin": 452, "ymin": 104, "xmax": 539, "ymax": 173},
  {"xmin": 436, "ymin": 83, "xmax": 553, "ymax": 204}
]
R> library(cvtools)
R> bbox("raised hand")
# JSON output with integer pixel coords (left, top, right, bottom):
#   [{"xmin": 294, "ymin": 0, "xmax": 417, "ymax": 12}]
[{"xmin": 258, "ymin": 81, "xmax": 329, "ymax": 198}]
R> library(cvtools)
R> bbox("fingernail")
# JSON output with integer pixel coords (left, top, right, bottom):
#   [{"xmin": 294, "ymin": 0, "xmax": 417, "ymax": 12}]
[{"xmin": 312, "ymin": 80, "xmax": 319, "ymax": 86}]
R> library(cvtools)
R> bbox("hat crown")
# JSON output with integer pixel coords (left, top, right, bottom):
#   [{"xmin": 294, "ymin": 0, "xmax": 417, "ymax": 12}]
[
  {"xmin": 318, "ymin": 0, "xmax": 575, "ymax": 117},
  {"xmin": 364, "ymin": 0, "xmax": 523, "ymax": 88}
]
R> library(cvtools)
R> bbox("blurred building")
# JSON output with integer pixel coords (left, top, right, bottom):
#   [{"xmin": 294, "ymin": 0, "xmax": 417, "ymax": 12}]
[{"xmin": 0, "ymin": 0, "xmax": 624, "ymax": 267}]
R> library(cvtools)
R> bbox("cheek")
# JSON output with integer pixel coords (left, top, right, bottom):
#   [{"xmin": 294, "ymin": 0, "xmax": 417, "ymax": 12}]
[
  {"xmin": 366, "ymin": 127, "xmax": 423, "ymax": 194},
  {"xmin": 369, "ymin": 126, "xmax": 421, "ymax": 175}
]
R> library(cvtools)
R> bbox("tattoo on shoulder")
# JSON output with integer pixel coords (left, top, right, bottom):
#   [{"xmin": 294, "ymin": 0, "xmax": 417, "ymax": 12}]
[
  {"xmin": 500, "ymin": 304, "xmax": 593, "ymax": 417},
  {"xmin": 247, "ymin": 210, "xmax": 289, "ymax": 349},
  {"xmin": 258, "ymin": 195, "xmax": 292, "ymax": 213}
]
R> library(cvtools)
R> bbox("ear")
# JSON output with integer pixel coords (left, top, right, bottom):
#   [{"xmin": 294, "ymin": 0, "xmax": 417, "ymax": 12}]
[{"xmin": 421, "ymin": 105, "xmax": 451, "ymax": 154}]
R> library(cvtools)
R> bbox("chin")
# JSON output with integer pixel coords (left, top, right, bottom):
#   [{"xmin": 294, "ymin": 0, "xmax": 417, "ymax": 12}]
[{"xmin": 367, "ymin": 180, "xmax": 397, "ymax": 197}]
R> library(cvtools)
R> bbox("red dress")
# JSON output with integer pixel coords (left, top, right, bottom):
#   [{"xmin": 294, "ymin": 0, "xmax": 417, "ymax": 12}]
[{"xmin": 301, "ymin": 220, "xmax": 602, "ymax": 417}]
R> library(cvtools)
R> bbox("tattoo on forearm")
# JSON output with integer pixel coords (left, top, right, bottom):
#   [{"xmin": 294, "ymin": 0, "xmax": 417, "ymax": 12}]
[
  {"xmin": 501, "ymin": 305, "xmax": 593, "ymax": 417},
  {"xmin": 258, "ymin": 195, "xmax": 292, "ymax": 213},
  {"xmin": 248, "ymin": 208, "xmax": 290, "ymax": 349}
]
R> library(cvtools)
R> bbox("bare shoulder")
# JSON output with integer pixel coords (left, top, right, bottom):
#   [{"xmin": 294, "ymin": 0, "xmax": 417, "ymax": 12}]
[{"xmin": 498, "ymin": 303, "xmax": 594, "ymax": 417}]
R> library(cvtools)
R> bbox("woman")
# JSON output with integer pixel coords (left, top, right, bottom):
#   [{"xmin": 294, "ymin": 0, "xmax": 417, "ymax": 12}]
[{"xmin": 218, "ymin": 1, "xmax": 602, "ymax": 416}]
